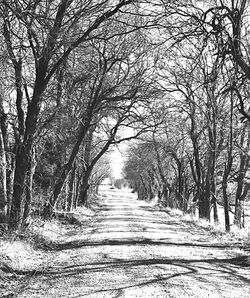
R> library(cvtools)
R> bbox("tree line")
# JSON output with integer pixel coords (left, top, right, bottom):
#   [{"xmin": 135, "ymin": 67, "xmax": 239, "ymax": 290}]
[
  {"xmin": 0, "ymin": 1, "xmax": 250, "ymax": 231},
  {"xmin": 124, "ymin": 0, "xmax": 250, "ymax": 231}
]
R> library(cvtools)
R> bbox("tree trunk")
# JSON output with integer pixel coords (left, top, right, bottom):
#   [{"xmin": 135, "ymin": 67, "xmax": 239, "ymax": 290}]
[
  {"xmin": 190, "ymin": 130, "xmax": 204, "ymax": 219},
  {"xmin": 78, "ymin": 173, "xmax": 90, "ymax": 206},
  {"xmin": 222, "ymin": 179, "xmax": 230, "ymax": 231},
  {"xmin": 22, "ymin": 148, "xmax": 37, "ymax": 227},
  {"xmin": 176, "ymin": 160, "xmax": 186, "ymax": 211},
  {"xmin": 73, "ymin": 168, "xmax": 82, "ymax": 209},
  {"xmin": 234, "ymin": 122, "xmax": 250, "ymax": 228},
  {"xmin": 66, "ymin": 163, "xmax": 76, "ymax": 211},
  {"xmin": 6, "ymin": 149, "xmax": 15, "ymax": 219},
  {"xmin": 0, "ymin": 125, "xmax": 7, "ymax": 224},
  {"xmin": 234, "ymin": 198, "xmax": 244, "ymax": 228},
  {"xmin": 8, "ymin": 67, "xmax": 45, "ymax": 228},
  {"xmin": 210, "ymin": 169, "xmax": 219, "ymax": 223},
  {"xmin": 9, "ymin": 145, "xmax": 30, "ymax": 228},
  {"xmin": 234, "ymin": 162, "xmax": 245, "ymax": 228},
  {"xmin": 138, "ymin": 175, "xmax": 147, "ymax": 200},
  {"xmin": 222, "ymin": 93, "xmax": 234, "ymax": 232},
  {"xmin": 211, "ymin": 193, "xmax": 219, "ymax": 224},
  {"xmin": 0, "ymin": 88, "xmax": 8, "ymax": 225},
  {"xmin": 153, "ymin": 140, "xmax": 170, "ymax": 206},
  {"xmin": 9, "ymin": 98, "xmax": 42, "ymax": 228},
  {"xmin": 201, "ymin": 169, "xmax": 211, "ymax": 221},
  {"xmin": 198, "ymin": 187, "xmax": 210, "ymax": 220},
  {"xmin": 77, "ymin": 126, "xmax": 95, "ymax": 206}
]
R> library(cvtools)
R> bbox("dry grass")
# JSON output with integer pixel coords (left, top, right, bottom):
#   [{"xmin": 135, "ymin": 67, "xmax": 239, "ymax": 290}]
[
  {"xmin": 0, "ymin": 199, "xmax": 98, "ymax": 274},
  {"xmin": 153, "ymin": 201, "xmax": 250, "ymax": 246},
  {"xmin": 0, "ymin": 217, "xmax": 73, "ymax": 297}
]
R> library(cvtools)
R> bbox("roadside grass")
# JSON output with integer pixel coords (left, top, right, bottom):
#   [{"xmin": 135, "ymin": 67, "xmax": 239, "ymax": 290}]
[
  {"xmin": 0, "ymin": 209, "xmax": 95, "ymax": 297},
  {"xmin": 0, "ymin": 218, "xmax": 64, "ymax": 272},
  {"xmin": 0, "ymin": 194, "xmax": 100, "ymax": 278},
  {"xmin": 164, "ymin": 206, "xmax": 250, "ymax": 247},
  {"xmin": 0, "ymin": 218, "xmax": 69, "ymax": 298}
]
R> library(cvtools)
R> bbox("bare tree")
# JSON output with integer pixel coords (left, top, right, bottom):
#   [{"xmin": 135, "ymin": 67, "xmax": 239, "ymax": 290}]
[
  {"xmin": 0, "ymin": 90, "xmax": 7, "ymax": 225},
  {"xmin": 0, "ymin": 0, "xmax": 145, "ymax": 228}
]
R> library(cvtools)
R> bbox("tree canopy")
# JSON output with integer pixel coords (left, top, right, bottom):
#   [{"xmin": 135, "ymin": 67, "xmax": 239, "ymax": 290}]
[{"xmin": 0, "ymin": 0, "xmax": 250, "ymax": 231}]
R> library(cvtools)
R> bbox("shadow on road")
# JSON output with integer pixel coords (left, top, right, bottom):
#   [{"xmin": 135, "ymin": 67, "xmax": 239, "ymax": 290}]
[
  {"xmin": 8, "ymin": 252, "xmax": 250, "ymax": 296},
  {"xmin": 39, "ymin": 237, "xmax": 240, "ymax": 251}
]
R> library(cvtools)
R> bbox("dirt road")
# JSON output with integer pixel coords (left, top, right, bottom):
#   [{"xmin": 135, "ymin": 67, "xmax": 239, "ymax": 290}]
[{"xmin": 16, "ymin": 190, "xmax": 250, "ymax": 297}]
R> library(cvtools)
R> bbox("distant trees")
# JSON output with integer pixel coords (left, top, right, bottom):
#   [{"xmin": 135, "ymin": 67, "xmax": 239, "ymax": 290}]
[
  {"xmin": 125, "ymin": 88, "xmax": 249, "ymax": 230},
  {"xmin": 89, "ymin": 155, "xmax": 112, "ymax": 195}
]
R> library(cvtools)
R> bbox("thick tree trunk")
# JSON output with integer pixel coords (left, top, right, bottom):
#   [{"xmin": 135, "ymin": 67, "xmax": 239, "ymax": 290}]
[
  {"xmin": 8, "ymin": 65, "xmax": 45, "ymax": 228},
  {"xmin": 22, "ymin": 148, "xmax": 37, "ymax": 227},
  {"xmin": 176, "ymin": 161, "xmax": 186, "ymax": 211},
  {"xmin": 222, "ymin": 180, "xmax": 230, "ymax": 231},
  {"xmin": 77, "ymin": 127, "xmax": 94, "ymax": 206},
  {"xmin": 221, "ymin": 164, "xmax": 231, "ymax": 232},
  {"xmin": 234, "ymin": 169, "xmax": 245, "ymax": 228},
  {"xmin": 0, "ymin": 126, "xmax": 7, "ymax": 224},
  {"xmin": 153, "ymin": 142, "xmax": 170, "ymax": 206},
  {"xmin": 201, "ymin": 171, "xmax": 211, "ymax": 221},
  {"xmin": 9, "ymin": 145, "xmax": 30, "ymax": 228},
  {"xmin": 6, "ymin": 149, "xmax": 15, "ymax": 219},
  {"xmin": 198, "ymin": 187, "xmax": 210, "ymax": 220},
  {"xmin": 211, "ymin": 192, "xmax": 219, "ymax": 224},
  {"xmin": 234, "ymin": 122, "xmax": 250, "ymax": 227},
  {"xmin": 138, "ymin": 175, "xmax": 147, "ymax": 200},
  {"xmin": 198, "ymin": 134, "xmax": 216, "ymax": 222},
  {"xmin": 0, "ymin": 88, "xmax": 8, "ymax": 225},
  {"xmin": 9, "ymin": 98, "xmax": 42, "ymax": 228},
  {"xmin": 210, "ymin": 169, "xmax": 219, "ymax": 223},
  {"xmin": 78, "ymin": 175, "xmax": 90, "ymax": 206},
  {"xmin": 222, "ymin": 95, "xmax": 233, "ymax": 232},
  {"xmin": 190, "ymin": 136, "xmax": 205, "ymax": 219},
  {"xmin": 234, "ymin": 199, "xmax": 244, "ymax": 228},
  {"xmin": 73, "ymin": 168, "xmax": 82, "ymax": 209},
  {"xmin": 66, "ymin": 164, "xmax": 76, "ymax": 211}
]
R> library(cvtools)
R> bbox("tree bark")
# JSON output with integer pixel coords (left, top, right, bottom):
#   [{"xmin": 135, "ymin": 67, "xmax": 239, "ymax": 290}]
[
  {"xmin": 153, "ymin": 140, "xmax": 171, "ymax": 206},
  {"xmin": 66, "ymin": 163, "xmax": 76, "ymax": 211},
  {"xmin": 222, "ymin": 94, "xmax": 234, "ymax": 232},
  {"xmin": 78, "ymin": 171, "xmax": 91, "ymax": 206},
  {"xmin": 77, "ymin": 126, "xmax": 95, "ymax": 206},
  {"xmin": 234, "ymin": 122, "xmax": 250, "ymax": 228},
  {"xmin": 22, "ymin": 148, "xmax": 37, "ymax": 227},
  {"xmin": 0, "ymin": 89, "xmax": 7, "ymax": 224},
  {"xmin": 222, "ymin": 178, "xmax": 230, "ymax": 232},
  {"xmin": 0, "ymin": 125, "xmax": 7, "ymax": 224},
  {"xmin": 9, "ymin": 92, "xmax": 42, "ymax": 228}
]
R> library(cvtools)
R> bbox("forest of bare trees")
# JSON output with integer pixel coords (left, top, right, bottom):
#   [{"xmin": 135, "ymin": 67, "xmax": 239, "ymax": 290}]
[{"xmin": 0, "ymin": 0, "xmax": 250, "ymax": 232}]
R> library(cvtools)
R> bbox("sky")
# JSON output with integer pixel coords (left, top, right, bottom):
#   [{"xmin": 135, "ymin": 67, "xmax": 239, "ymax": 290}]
[
  {"xmin": 109, "ymin": 126, "xmax": 135, "ymax": 179},
  {"xmin": 110, "ymin": 146, "xmax": 125, "ymax": 179}
]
